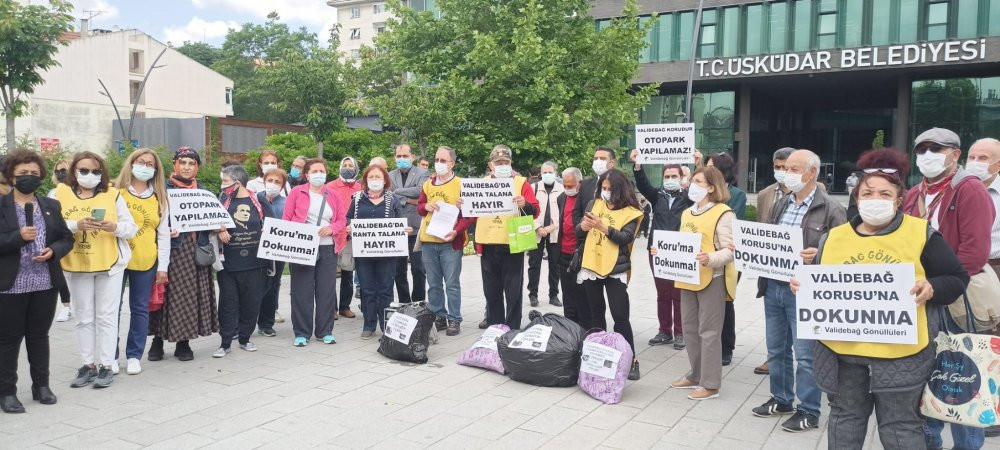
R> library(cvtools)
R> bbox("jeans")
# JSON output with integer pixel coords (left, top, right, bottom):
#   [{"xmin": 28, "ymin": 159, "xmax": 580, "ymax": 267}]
[
  {"xmin": 925, "ymin": 418, "xmax": 985, "ymax": 450},
  {"xmin": 422, "ymin": 242, "xmax": 463, "ymax": 322},
  {"xmin": 258, "ymin": 261, "xmax": 284, "ymax": 329},
  {"xmin": 764, "ymin": 278, "xmax": 821, "ymax": 417},
  {"xmin": 527, "ymin": 240, "xmax": 560, "ymax": 299},
  {"xmin": 356, "ymin": 258, "xmax": 396, "ymax": 332},
  {"xmin": 395, "ymin": 234, "xmax": 425, "ymax": 303},
  {"xmin": 117, "ymin": 266, "xmax": 157, "ymax": 360},
  {"xmin": 0, "ymin": 288, "xmax": 57, "ymax": 395},
  {"xmin": 481, "ymin": 245, "xmax": 525, "ymax": 329},
  {"xmin": 217, "ymin": 267, "xmax": 267, "ymax": 348}
]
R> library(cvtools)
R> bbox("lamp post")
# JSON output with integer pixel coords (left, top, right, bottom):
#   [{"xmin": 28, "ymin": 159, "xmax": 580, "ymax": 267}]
[{"xmin": 683, "ymin": 0, "xmax": 706, "ymax": 123}]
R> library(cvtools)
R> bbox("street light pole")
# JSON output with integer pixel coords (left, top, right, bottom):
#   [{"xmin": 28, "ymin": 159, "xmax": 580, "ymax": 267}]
[
  {"xmin": 683, "ymin": 0, "xmax": 706, "ymax": 123},
  {"xmin": 98, "ymin": 79, "xmax": 127, "ymax": 140}
]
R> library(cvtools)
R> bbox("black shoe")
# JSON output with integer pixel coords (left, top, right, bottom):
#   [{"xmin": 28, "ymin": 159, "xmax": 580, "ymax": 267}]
[
  {"xmin": 628, "ymin": 360, "xmax": 640, "ymax": 380},
  {"xmin": 258, "ymin": 327, "xmax": 276, "ymax": 337},
  {"xmin": 0, "ymin": 395, "xmax": 24, "ymax": 413},
  {"xmin": 781, "ymin": 410, "xmax": 819, "ymax": 432},
  {"xmin": 986, "ymin": 425, "xmax": 1000, "ymax": 437},
  {"xmin": 148, "ymin": 336, "xmax": 164, "ymax": 361},
  {"xmin": 548, "ymin": 296, "xmax": 562, "ymax": 307},
  {"xmin": 92, "ymin": 367, "xmax": 114, "ymax": 389},
  {"xmin": 751, "ymin": 398, "xmax": 794, "ymax": 417},
  {"xmin": 672, "ymin": 335, "xmax": 686, "ymax": 350},
  {"xmin": 70, "ymin": 365, "xmax": 97, "ymax": 388},
  {"xmin": 648, "ymin": 333, "xmax": 674, "ymax": 346},
  {"xmin": 174, "ymin": 340, "xmax": 194, "ymax": 361},
  {"xmin": 722, "ymin": 352, "xmax": 733, "ymax": 366},
  {"xmin": 32, "ymin": 386, "xmax": 57, "ymax": 405},
  {"xmin": 446, "ymin": 320, "xmax": 460, "ymax": 336},
  {"xmin": 434, "ymin": 317, "xmax": 448, "ymax": 332},
  {"xmin": 528, "ymin": 310, "xmax": 541, "ymax": 322},
  {"xmin": 478, "ymin": 319, "xmax": 488, "ymax": 329},
  {"xmin": 529, "ymin": 295, "xmax": 539, "ymax": 307}
]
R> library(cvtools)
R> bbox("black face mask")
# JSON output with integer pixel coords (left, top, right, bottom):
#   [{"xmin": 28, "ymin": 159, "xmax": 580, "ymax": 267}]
[
  {"xmin": 14, "ymin": 175, "xmax": 42, "ymax": 195},
  {"xmin": 55, "ymin": 169, "xmax": 67, "ymax": 182}
]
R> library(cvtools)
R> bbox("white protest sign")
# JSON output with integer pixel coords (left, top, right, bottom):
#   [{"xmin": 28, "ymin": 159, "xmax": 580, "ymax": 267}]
[
  {"xmin": 635, "ymin": 123, "xmax": 696, "ymax": 164},
  {"xmin": 460, "ymin": 178, "xmax": 515, "ymax": 217},
  {"xmin": 508, "ymin": 324, "xmax": 553, "ymax": 352},
  {"xmin": 385, "ymin": 312, "xmax": 419, "ymax": 345},
  {"xmin": 796, "ymin": 263, "xmax": 917, "ymax": 344},
  {"xmin": 425, "ymin": 201, "xmax": 459, "ymax": 239},
  {"xmin": 580, "ymin": 341, "xmax": 624, "ymax": 380},
  {"xmin": 168, "ymin": 189, "xmax": 235, "ymax": 232},
  {"xmin": 351, "ymin": 218, "xmax": 408, "ymax": 257},
  {"xmin": 472, "ymin": 326, "xmax": 507, "ymax": 352},
  {"xmin": 257, "ymin": 218, "xmax": 321, "ymax": 266},
  {"xmin": 651, "ymin": 230, "xmax": 701, "ymax": 284},
  {"xmin": 733, "ymin": 220, "xmax": 804, "ymax": 282}
]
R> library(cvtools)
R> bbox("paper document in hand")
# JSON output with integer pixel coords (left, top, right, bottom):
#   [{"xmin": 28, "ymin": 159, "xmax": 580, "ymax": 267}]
[{"xmin": 426, "ymin": 201, "xmax": 459, "ymax": 239}]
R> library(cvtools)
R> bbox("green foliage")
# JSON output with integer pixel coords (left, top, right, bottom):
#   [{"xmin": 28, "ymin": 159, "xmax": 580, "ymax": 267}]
[
  {"xmin": 243, "ymin": 129, "xmax": 401, "ymax": 179},
  {"xmin": 744, "ymin": 203, "xmax": 757, "ymax": 222},
  {"xmin": 175, "ymin": 41, "xmax": 223, "ymax": 68},
  {"xmin": 0, "ymin": 0, "xmax": 75, "ymax": 150},
  {"xmin": 872, "ymin": 129, "xmax": 885, "ymax": 149},
  {"xmin": 368, "ymin": 0, "xmax": 655, "ymax": 174},
  {"xmin": 259, "ymin": 44, "xmax": 354, "ymax": 140}
]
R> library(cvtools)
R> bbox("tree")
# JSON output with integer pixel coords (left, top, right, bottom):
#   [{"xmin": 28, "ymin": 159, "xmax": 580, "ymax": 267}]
[
  {"xmin": 367, "ymin": 0, "xmax": 655, "ymax": 172},
  {"xmin": 176, "ymin": 41, "xmax": 222, "ymax": 68},
  {"xmin": 871, "ymin": 129, "xmax": 885, "ymax": 149},
  {"xmin": 0, "ymin": 0, "xmax": 74, "ymax": 151}
]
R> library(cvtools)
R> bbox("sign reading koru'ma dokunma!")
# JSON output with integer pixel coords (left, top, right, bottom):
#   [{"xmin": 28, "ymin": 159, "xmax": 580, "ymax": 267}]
[
  {"xmin": 168, "ymin": 189, "xmax": 235, "ymax": 232},
  {"xmin": 733, "ymin": 220, "xmax": 804, "ymax": 282},
  {"xmin": 351, "ymin": 218, "xmax": 408, "ymax": 258},
  {"xmin": 651, "ymin": 230, "xmax": 701, "ymax": 284},
  {"xmin": 257, "ymin": 218, "xmax": 321, "ymax": 266},
  {"xmin": 796, "ymin": 263, "xmax": 917, "ymax": 345},
  {"xmin": 635, "ymin": 123, "xmax": 696, "ymax": 165},
  {"xmin": 460, "ymin": 178, "xmax": 515, "ymax": 217}
]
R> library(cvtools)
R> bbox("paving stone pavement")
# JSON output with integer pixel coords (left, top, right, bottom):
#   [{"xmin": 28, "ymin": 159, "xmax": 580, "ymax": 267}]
[{"xmin": 5, "ymin": 238, "xmax": 1000, "ymax": 449}]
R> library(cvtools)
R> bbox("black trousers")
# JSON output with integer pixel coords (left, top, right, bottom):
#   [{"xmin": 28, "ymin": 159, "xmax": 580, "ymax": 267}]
[
  {"xmin": 557, "ymin": 252, "xmax": 590, "ymax": 328},
  {"xmin": 481, "ymin": 244, "xmax": 525, "ymax": 330},
  {"xmin": 582, "ymin": 277, "xmax": 635, "ymax": 353},
  {"xmin": 527, "ymin": 240, "xmax": 560, "ymax": 299},
  {"xmin": 722, "ymin": 301, "xmax": 735, "ymax": 356},
  {"xmin": 339, "ymin": 269, "xmax": 354, "ymax": 311},
  {"xmin": 395, "ymin": 234, "xmax": 426, "ymax": 303},
  {"xmin": 0, "ymin": 288, "xmax": 58, "ymax": 396},
  {"xmin": 218, "ymin": 267, "xmax": 267, "ymax": 348},
  {"xmin": 258, "ymin": 261, "xmax": 284, "ymax": 329}
]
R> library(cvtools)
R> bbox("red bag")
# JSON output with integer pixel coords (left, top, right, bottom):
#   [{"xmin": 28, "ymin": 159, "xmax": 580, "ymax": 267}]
[{"xmin": 149, "ymin": 283, "xmax": 165, "ymax": 312}]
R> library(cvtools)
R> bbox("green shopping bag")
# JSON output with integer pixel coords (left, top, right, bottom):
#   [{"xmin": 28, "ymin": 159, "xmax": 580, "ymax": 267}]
[{"xmin": 506, "ymin": 215, "xmax": 537, "ymax": 254}]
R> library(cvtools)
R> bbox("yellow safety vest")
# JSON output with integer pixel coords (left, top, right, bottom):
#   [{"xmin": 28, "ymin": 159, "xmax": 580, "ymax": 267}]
[
  {"xmin": 55, "ymin": 183, "xmax": 120, "ymax": 272},
  {"xmin": 820, "ymin": 215, "xmax": 929, "ymax": 358},
  {"xmin": 581, "ymin": 200, "xmax": 643, "ymax": 277},
  {"xmin": 122, "ymin": 189, "xmax": 161, "ymax": 271},
  {"xmin": 475, "ymin": 176, "xmax": 528, "ymax": 245},
  {"xmin": 675, "ymin": 203, "xmax": 738, "ymax": 300},
  {"xmin": 419, "ymin": 176, "xmax": 462, "ymax": 244}
]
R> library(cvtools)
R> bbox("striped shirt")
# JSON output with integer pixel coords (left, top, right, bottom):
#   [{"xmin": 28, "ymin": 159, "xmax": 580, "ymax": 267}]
[
  {"xmin": 778, "ymin": 188, "xmax": 816, "ymax": 229},
  {"xmin": 988, "ymin": 176, "xmax": 1000, "ymax": 259}
]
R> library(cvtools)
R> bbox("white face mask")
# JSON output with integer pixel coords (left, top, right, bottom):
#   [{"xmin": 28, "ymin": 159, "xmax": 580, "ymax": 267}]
[
  {"xmin": 600, "ymin": 190, "xmax": 611, "ymax": 202},
  {"xmin": 434, "ymin": 162, "xmax": 449, "ymax": 176},
  {"xmin": 784, "ymin": 172, "xmax": 808, "ymax": 193},
  {"xmin": 916, "ymin": 150, "xmax": 952, "ymax": 178},
  {"xmin": 261, "ymin": 163, "xmax": 278, "ymax": 173},
  {"xmin": 687, "ymin": 183, "xmax": 708, "ymax": 203},
  {"xmin": 592, "ymin": 159, "xmax": 608, "ymax": 176},
  {"xmin": 966, "ymin": 161, "xmax": 994, "ymax": 180},
  {"xmin": 368, "ymin": 180, "xmax": 385, "ymax": 192},
  {"xmin": 493, "ymin": 164, "xmax": 513, "ymax": 179},
  {"xmin": 565, "ymin": 188, "xmax": 578, "ymax": 196},
  {"xmin": 774, "ymin": 170, "xmax": 787, "ymax": 185},
  {"xmin": 78, "ymin": 172, "xmax": 102, "ymax": 189},
  {"xmin": 308, "ymin": 172, "xmax": 327, "ymax": 187},
  {"xmin": 131, "ymin": 164, "xmax": 155, "ymax": 182},
  {"xmin": 858, "ymin": 199, "xmax": 896, "ymax": 227},
  {"xmin": 264, "ymin": 182, "xmax": 281, "ymax": 197},
  {"xmin": 541, "ymin": 173, "xmax": 556, "ymax": 185}
]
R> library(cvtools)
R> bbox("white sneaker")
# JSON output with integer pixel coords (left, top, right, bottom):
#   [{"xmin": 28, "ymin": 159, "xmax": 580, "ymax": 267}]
[
  {"xmin": 274, "ymin": 311, "xmax": 285, "ymax": 323},
  {"xmin": 55, "ymin": 306, "xmax": 71, "ymax": 322},
  {"xmin": 239, "ymin": 342, "xmax": 258, "ymax": 352},
  {"xmin": 110, "ymin": 360, "xmax": 120, "ymax": 375},
  {"xmin": 212, "ymin": 347, "xmax": 231, "ymax": 358},
  {"xmin": 126, "ymin": 358, "xmax": 142, "ymax": 375}
]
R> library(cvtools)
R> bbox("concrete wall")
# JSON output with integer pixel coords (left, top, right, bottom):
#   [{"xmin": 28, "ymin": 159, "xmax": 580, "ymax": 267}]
[{"xmin": 112, "ymin": 118, "xmax": 206, "ymax": 151}]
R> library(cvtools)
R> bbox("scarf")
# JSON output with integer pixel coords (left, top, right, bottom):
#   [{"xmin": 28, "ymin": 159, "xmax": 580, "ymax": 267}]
[
  {"xmin": 222, "ymin": 187, "xmax": 264, "ymax": 219},
  {"xmin": 169, "ymin": 160, "xmax": 198, "ymax": 189},
  {"xmin": 916, "ymin": 173, "xmax": 956, "ymax": 221}
]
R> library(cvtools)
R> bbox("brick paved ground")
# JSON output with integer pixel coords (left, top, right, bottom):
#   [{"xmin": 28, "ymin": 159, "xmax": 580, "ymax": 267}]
[{"xmin": 3, "ymin": 238, "xmax": 998, "ymax": 449}]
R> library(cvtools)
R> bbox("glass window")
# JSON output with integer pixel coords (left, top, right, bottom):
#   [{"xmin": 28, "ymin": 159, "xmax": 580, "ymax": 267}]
[
  {"xmin": 793, "ymin": 0, "xmax": 812, "ymax": 51},
  {"xmin": 926, "ymin": 1, "xmax": 950, "ymax": 41},
  {"xmin": 843, "ymin": 0, "xmax": 863, "ymax": 47},
  {"xmin": 816, "ymin": 0, "xmax": 838, "ymax": 49},
  {"xmin": 657, "ymin": 14, "xmax": 674, "ymax": 61},
  {"xmin": 722, "ymin": 7, "xmax": 740, "ymax": 56},
  {"xmin": 640, "ymin": 16, "xmax": 655, "ymax": 63},
  {"xmin": 957, "ymin": 0, "xmax": 979, "ymax": 38},
  {"xmin": 596, "ymin": 19, "xmax": 611, "ymax": 31},
  {"xmin": 746, "ymin": 4, "xmax": 764, "ymax": 55},
  {"xmin": 899, "ymin": 0, "xmax": 919, "ymax": 43},
  {"xmin": 699, "ymin": 9, "xmax": 717, "ymax": 58},
  {"xmin": 678, "ymin": 11, "xmax": 694, "ymax": 60},
  {"xmin": 768, "ymin": 2, "xmax": 788, "ymax": 53},
  {"xmin": 992, "ymin": 0, "xmax": 1000, "ymax": 36},
  {"xmin": 871, "ymin": 0, "xmax": 892, "ymax": 45}
]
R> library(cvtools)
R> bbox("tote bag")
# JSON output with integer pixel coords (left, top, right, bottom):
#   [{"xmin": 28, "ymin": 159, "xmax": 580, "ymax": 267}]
[{"xmin": 506, "ymin": 214, "xmax": 537, "ymax": 254}]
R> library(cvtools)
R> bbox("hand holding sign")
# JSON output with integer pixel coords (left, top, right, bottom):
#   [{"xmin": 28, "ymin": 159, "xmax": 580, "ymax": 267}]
[{"xmin": 635, "ymin": 123, "xmax": 696, "ymax": 165}]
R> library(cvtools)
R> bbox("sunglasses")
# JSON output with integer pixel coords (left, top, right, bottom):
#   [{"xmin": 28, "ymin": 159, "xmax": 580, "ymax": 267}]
[
  {"xmin": 863, "ymin": 168, "xmax": 898, "ymax": 174},
  {"xmin": 77, "ymin": 168, "xmax": 103, "ymax": 176}
]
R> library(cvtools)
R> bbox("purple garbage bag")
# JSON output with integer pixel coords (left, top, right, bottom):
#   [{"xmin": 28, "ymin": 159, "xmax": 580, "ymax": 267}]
[
  {"xmin": 577, "ymin": 331, "xmax": 633, "ymax": 404},
  {"xmin": 457, "ymin": 325, "xmax": 511, "ymax": 374}
]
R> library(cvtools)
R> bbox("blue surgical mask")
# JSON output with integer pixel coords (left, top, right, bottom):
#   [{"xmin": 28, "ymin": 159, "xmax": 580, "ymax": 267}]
[
  {"xmin": 663, "ymin": 179, "xmax": 681, "ymax": 191},
  {"xmin": 396, "ymin": 158, "xmax": 412, "ymax": 170},
  {"xmin": 289, "ymin": 167, "xmax": 302, "ymax": 179}
]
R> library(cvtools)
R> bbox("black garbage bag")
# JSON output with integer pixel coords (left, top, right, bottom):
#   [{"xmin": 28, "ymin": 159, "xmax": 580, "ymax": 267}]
[
  {"xmin": 497, "ymin": 312, "xmax": 585, "ymax": 387},
  {"xmin": 378, "ymin": 303, "xmax": 436, "ymax": 364}
]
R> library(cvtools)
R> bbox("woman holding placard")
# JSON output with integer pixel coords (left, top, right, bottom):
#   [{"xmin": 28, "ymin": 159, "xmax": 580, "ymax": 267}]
[
  {"xmin": 792, "ymin": 148, "xmax": 968, "ymax": 449},
  {"xmin": 664, "ymin": 166, "xmax": 736, "ymax": 401},
  {"xmin": 283, "ymin": 158, "xmax": 346, "ymax": 347},
  {"xmin": 345, "ymin": 165, "xmax": 412, "ymax": 339},
  {"xmin": 56, "ymin": 151, "xmax": 138, "ymax": 389},
  {"xmin": 577, "ymin": 169, "xmax": 643, "ymax": 381},
  {"xmin": 257, "ymin": 168, "xmax": 289, "ymax": 336}
]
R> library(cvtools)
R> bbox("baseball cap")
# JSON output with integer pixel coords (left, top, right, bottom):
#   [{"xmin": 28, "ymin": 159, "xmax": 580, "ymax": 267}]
[
  {"xmin": 913, "ymin": 127, "xmax": 961, "ymax": 150},
  {"xmin": 489, "ymin": 146, "xmax": 512, "ymax": 163}
]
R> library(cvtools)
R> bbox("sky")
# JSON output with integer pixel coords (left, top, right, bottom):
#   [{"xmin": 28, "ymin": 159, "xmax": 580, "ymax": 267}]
[{"xmin": 65, "ymin": 0, "xmax": 338, "ymax": 46}]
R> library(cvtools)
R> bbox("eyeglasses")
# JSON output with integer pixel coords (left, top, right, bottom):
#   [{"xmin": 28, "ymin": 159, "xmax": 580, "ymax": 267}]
[
  {"xmin": 54, "ymin": 169, "xmax": 67, "ymax": 175},
  {"xmin": 915, "ymin": 143, "xmax": 946, "ymax": 154},
  {"xmin": 77, "ymin": 168, "xmax": 103, "ymax": 176},
  {"xmin": 862, "ymin": 168, "xmax": 898, "ymax": 174}
]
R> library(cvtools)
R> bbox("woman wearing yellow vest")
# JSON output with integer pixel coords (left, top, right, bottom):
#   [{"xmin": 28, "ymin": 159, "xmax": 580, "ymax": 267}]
[
  {"xmin": 577, "ymin": 169, "xmax": 644, "ymax": 381},
  {"xmin": 666, "ymin": 166, "xmax": 736, "ymax": 401},
  {"xmin": 792, "ymin": 149, "xmax": 968, "ymax": 449},
  {"xmin": 112, "ymin": 149, "xmax": 170, "ymax": 376},
  {"xmin": 56, "ymin": 152, "xmax": 138, "ymax": 390}
]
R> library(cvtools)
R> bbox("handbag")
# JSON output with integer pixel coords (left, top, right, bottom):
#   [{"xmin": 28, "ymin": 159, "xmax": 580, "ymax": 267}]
[
  {"xmin": 948, "ymin": 265, "xmax": 1000, "ymax": 333},
  {"xmin": 506, "ymin": 212, "xmax": 537, "ymax": 254},
  {"xmin": 149, "ymin": 282, "xmax": 165, "ymax": 312},
  {"xmin": 194, "ymin": 240, "xmax": 215, "ymax": 267},
  {"xmin": 920, "ymin": 294, "xmax": 1000, "ymax": 428}
]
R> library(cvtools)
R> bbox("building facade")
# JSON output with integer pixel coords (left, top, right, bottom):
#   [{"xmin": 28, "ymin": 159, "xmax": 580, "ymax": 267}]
[
  {"xmin": 13, "ymin": 27, "xmax": 234, "ymax": 153},
  {"xmin": 591, "ymin": 0, "xmax": 1000, "ymax": 191},
  {"xmin": 328, "ymin": 0, "xmax": 440, "ymax": 61}
]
